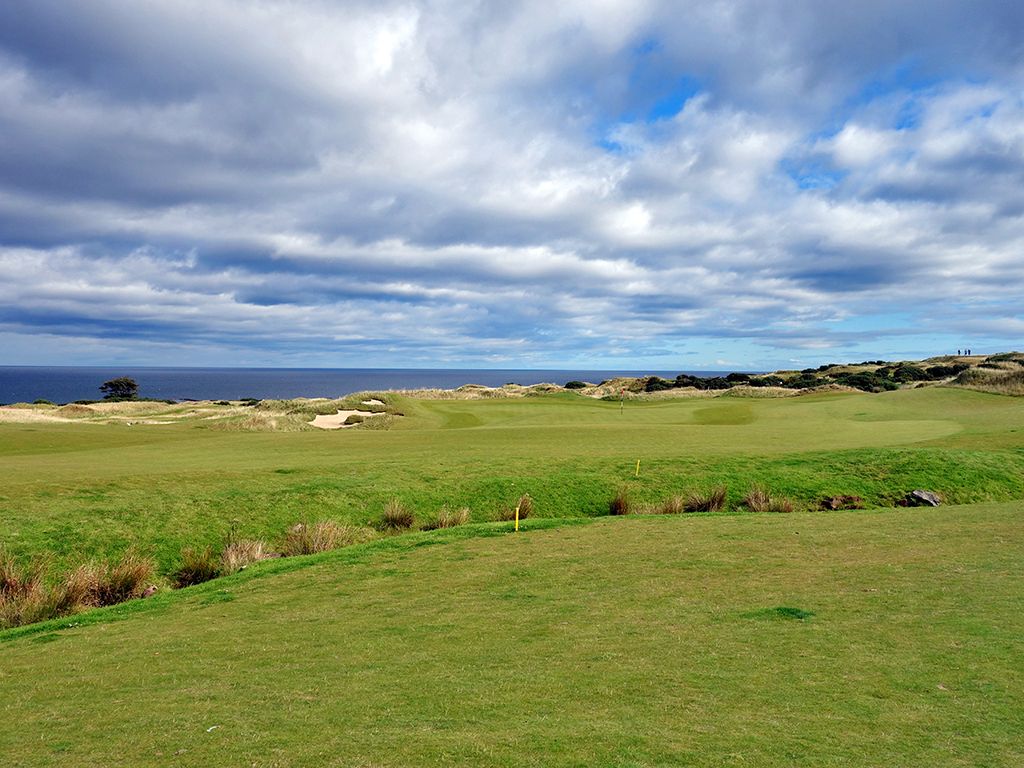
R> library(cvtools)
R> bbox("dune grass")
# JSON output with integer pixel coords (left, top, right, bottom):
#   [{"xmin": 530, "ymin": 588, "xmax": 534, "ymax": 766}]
[{"xmin": 1, "ymin": 504, "xmax": 1022, "ymax": 766}]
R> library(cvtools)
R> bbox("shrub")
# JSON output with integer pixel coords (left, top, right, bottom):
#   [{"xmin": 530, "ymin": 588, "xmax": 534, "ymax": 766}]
[
  {"xmin": 422, "ymin": 506, "xmax": 470, "ymax": 530},
  {"xmin": 608, "ymin": 489, "xmax": 632, "ymax": 516},
  {"xmin": 32, "ymin": 399, "xmax": 55, "ymax": 406},
  {"xmin": 380, "ymin": 499, "xmax": 416, "ymax": 530},
  {"xmin": 655, "ymin": 495, "xmax": 685, "ymax": 515},
  {"xmin": 564, "ymin": 380, "xmax": 587, "ymax": 390},
  {"xmin": 644, "ymin": 376, "xmax": 676, "ymax": 392},
  {"xmin": 221, "ymin": 539, "xmax": 270, "ymax": 574},
  {"xmin": 282, "ymin": 521, "xmax": 371, "ymax": 556},
  {"xmin": 173, "ymin": 546, "xmax": 221, "ymax": 588},
  {"xmin": 684, "ymin": 486, "xmax": 728, "ymax": 513},
  {"xmin": 343, "ymin": 414, "xmax": 365, "ymax": 425}
]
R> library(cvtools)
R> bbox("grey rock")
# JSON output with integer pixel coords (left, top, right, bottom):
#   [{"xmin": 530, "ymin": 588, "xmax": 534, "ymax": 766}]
[{"xmin": 904, "ymin": 489, "xmax": 942, "ymax": 507}]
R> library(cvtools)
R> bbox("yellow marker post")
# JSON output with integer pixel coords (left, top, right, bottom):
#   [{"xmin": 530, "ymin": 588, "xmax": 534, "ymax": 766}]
[
  {"xmin": 514, "ymin": 503, "xmax": 521, "ymax": 532},
  {"xmin": 635, "ymin": 459, "xmax": 641, "ymax": 477}
]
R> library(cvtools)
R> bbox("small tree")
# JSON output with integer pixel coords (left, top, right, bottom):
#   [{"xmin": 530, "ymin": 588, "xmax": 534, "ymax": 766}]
[{"xmin": 99, "ymin": 377, "xmax": 139, "ymax": 400}]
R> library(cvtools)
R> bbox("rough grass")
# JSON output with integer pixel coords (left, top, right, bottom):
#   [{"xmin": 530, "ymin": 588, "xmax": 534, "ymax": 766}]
[
  {"xmin": 608, "ymin": 488, "xmax": 632, "ymax": 515},
  {"xmin": 684, "ymin": 485, "xmax": 728, "ymax": 513},
  {"xmin": 381, "ymin": 499, "xmax": 416, "ymax": 530},
  {"xmin": 220, "ymin": 539, "xmax": 270, "ymax": 574},
  {"xmin": 282, "ymin": 521, "xmax": 374, "ymax": 555},
  {"xmin": 0, "ymin": 550, "xmax": 155, "ymax": 629},
  {"xmin": 498, "ymin": 494, "xmax": 534, "ymax": 521},
  {"xmin": 172, "ymin": 546, "xmax": 221, "ymax": 588},
  {"xmin": 421, "ymin": 506, "xmax": 470, "ymax": 530}
]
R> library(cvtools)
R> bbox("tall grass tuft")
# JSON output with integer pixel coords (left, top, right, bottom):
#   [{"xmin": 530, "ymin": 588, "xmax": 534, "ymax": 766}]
[
  {"xmin": 684, "ymin": 486, "xmax": 728, "ymax": 513},
  {"xmin": 282, "ymin": 521, "xmax": 374, "ymax": 556},
  {"xmin": 655, "ymin": 495, "xmax": 686, "ymax": 515},
  {"xmin": 422, "ymin": 506, "xmax": 470, "ymax": 530},
  {"xmin": 1, "ymin": 549, "xmax": 157, "ymax": 628},
  {"xmin": 608, "ymin": 489, "xmax": 632, "ymax": 516},
  {"xmin": 173, "ymin": 546, "xmax": 221, "ymax": 588},
  {"xmin": 742, "ymin": 485, "xmax": 772, "ymax": 512},
  {"xmin": 380, "ymin": 499, "xmax": 416, "ymax": 530},
  {"xmin": 0, "ymin": 552, "xmax": 50, "ymax": 629},
  {"xmin": 498, "ymin": 494, "xmax": 533, "ymax": 521},
  {"xmin": 220, "ymin": 539, "xmax": 270, "ymax": 574},
  {"xmin": 743, "ymin": 485, "xmax": 795, "ymax": 513}
]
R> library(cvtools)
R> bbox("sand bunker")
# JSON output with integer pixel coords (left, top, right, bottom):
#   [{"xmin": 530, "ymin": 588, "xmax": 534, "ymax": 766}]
[{"xmin": 308, "ymin": 409, "xmax": 386, "ymax": 429}]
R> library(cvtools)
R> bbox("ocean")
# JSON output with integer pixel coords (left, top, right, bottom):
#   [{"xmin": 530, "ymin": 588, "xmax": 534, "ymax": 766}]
[{"xmin": 0, "ymin": 366, "xmax": 743, "ymax": 404}]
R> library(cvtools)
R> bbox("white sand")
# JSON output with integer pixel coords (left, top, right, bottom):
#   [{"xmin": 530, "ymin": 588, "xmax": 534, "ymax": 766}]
[{"xmin": 308, "ymin": 409, "xmax": 385, "ymax": 429}]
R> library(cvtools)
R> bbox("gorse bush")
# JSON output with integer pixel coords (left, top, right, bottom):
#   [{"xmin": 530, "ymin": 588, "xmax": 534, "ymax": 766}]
[{"xmin": 684, "ymin": 486, "xmax": 728, "ymax": 513}]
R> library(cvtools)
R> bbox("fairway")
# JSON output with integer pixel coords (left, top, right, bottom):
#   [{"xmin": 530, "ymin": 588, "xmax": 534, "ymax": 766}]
[
  {"xmin": 2, "ymin": 387, "xmax": 1024, "ymax": 568},
  {"xmin": 2, "ymin": 504, "xmax": 1022, "ymax": 766}
]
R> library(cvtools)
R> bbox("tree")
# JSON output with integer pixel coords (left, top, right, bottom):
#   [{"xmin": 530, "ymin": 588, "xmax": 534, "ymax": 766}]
[{"xmin": 99, "ymin": 377, "xmax": 139, "ymax": 400}]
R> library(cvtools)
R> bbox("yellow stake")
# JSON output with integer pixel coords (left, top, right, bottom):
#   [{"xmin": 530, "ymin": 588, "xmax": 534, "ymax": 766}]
[
  {"xmin": 635, "ymin": 459, "xmax": 641, "ymax": 477},
  {"xmin": 514, "ymin": 502, "xmax": 520, "ymax": 532}
]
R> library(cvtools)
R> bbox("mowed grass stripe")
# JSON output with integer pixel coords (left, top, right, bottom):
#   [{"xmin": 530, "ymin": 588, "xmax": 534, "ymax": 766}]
[{"xmin": 1, "ymin": 503, "xmax": 1022, "ymax": 767}]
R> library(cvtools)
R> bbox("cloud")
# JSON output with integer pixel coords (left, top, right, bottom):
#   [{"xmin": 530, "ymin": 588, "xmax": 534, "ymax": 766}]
[{"xmin": 1, "ymin": 1, "xmax": 1023, "ymax": 368}]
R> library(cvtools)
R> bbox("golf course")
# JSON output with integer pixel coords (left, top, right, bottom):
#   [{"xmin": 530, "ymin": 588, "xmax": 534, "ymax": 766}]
[{"xmin": 2, "ymin": 379, "xmax": 1023, "ymax": 766}]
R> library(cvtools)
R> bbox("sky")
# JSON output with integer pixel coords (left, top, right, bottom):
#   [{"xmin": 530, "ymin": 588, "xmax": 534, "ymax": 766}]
[{"xmin": 1, "ymin": 1, "xmax": 1022, "ymax": 370}]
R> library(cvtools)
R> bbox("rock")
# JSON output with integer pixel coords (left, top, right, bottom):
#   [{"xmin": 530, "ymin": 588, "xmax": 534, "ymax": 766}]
[
  {"xmin": 901, "ymin": 489, "xmax": 942, "ymax": 507},
  {"xmin": 819, "ymin": 495, "xmax": 864, "ymax": 510},
  {"xmin": 142, "ymin": 585, "xmax": 158, "ymax": 598}
]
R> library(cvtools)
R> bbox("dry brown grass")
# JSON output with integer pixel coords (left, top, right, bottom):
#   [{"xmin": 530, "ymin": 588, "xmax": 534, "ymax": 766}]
[
  {"xmin": 654, "ymin": 495, "xmax": 686, "ymax": 515},
  {"xmin": 1, "ymin": 549, "xmax": 157, "ymax": 629},
  {"xmin": 380, "ymin": 499, "xmax": 416, "ymax": 530},
  {"xmin": 220, "ymin": 539, "xmax": 271, "ymax": 574},
  {"xmin": 684, "ymin": 486, "xmax": 728, "ymax": 513},
  {"xmin": 743, "ymin": 485, "xmax": 795, "ymax": 513},
  {"xmin": 422, "ymin": 506, "xmax": 471, "ymax": 530},
  {"xmin": 498, "ymin": 494, "xmax": 534, "ymax": 521},
  {"xmin": 953, "ymin": 368, "xmax": 1024, "ymax": 396},
  {"xmin": 282, "ymin": 521, "xmax": 375, "ymax": 555},
  {"xmin": 742, "ymin": 485, "xmax": 772, "ymax": 513}
]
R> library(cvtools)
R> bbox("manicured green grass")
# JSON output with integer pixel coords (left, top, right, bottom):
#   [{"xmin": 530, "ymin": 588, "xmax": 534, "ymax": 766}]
[
  {"xmin": 2, "ymin": 387, "xmax": 1024, "ymax": 570},
  {"xmin": 2, "ymin": 504, "xmax": 1022, "ymax": 766}
]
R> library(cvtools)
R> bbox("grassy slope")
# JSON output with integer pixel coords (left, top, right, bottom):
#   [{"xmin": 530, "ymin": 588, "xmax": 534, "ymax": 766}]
[
  {"xmin": 1, "ymin": 504, "xmax": 1022, "ymax": 767},
  {"xmin": 2, "ymin": 387, "xmax": 1024, "ymax": 569}
]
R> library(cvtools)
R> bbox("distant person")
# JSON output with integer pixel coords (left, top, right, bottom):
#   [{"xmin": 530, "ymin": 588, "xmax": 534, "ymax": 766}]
[{"xmin": 957, "ymin": 349, "xmax": 961, "ymax": 355}]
